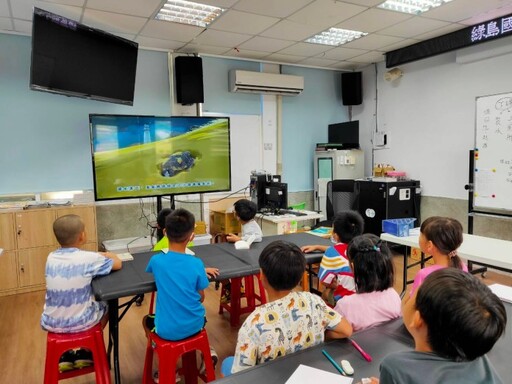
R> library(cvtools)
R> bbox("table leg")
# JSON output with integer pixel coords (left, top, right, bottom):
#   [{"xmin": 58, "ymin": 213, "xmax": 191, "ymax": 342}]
[
  {"xmin": 401, "ymin": 246, "xmax": 409, "ymax": 297},
  {"xmin": 230, "ymin": 277, "xmax": 242, "ymax": 327},
  {"xmin": 108, "ymin": 298, "xmax": 121, "ymax": 384}
]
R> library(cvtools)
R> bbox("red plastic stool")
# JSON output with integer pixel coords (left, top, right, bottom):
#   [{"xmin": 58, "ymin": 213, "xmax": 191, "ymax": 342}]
[
  {"xmin": 219, "ymin": 274, "xmax": 267, "ymax": 326},
  {"xmin": 142, "ymin": 324, "xmax": 215, "ymax": 384},
  {"xmin": 44, "ymin": 322, "xmax": 110, "ymax": 384}
]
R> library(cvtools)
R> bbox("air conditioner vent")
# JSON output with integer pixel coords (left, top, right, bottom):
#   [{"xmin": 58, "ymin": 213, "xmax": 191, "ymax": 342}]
[{"xmin": 229, "ymin": 70, "xmax": 304, "ymax": 96}]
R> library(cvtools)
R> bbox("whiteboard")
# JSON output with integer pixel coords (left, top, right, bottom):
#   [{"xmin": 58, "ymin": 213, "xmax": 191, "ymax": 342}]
[
  {"xmin": 474, "ymin": 92, "xmax": 512, "ymax": 211},
  {"xmin": 205, "ymin": 113, "xmax": 263, "ymax": 193}
]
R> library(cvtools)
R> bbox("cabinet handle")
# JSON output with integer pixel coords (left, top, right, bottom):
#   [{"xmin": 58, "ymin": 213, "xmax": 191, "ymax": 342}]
[
  {"xmin": 20, "ymin": 264, "xmax": 25, "ymax": 273},
  {"xmin": 17, "ymin": 229, "xmax": 22, "ymax": 235}
]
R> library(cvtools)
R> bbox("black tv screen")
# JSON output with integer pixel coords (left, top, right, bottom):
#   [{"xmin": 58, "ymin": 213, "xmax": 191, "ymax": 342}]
[
  {"xmin": 30, "ymin": 8, "xmax": 138, "ymax": 105},
  {"xmin": 89, "ymin": 115, "xmax": 231, "ymax": 201},
  {"xmin": 328, "ymin": 120, "xmax": 359, "ymax": 148}
]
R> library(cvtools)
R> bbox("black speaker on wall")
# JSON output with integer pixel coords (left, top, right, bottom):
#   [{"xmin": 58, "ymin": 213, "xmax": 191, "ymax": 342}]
[
  {"xmin": 341, "ymin": 72, "xmax": 362, "ymax": 105},
  {"xmin": 175, "ymin": 56, "xmax": 204, "ymax": 104}
]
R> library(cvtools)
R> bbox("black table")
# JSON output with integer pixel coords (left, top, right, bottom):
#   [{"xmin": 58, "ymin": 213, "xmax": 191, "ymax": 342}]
[
  {"xmin": 213, "ymin": 302, "xmax": 512, "ymax": 383},
  {"xmin": 92, "ymin": 233, "xmax": 331, "ymax": 384}
]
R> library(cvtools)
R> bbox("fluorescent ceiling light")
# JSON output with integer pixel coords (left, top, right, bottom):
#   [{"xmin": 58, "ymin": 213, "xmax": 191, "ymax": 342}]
[
  {"xmin": 155, "ymin": 0, "xmax": 225, "ymax": 28},
  {"xmin": 378, "ymin": 0, "xmax": 453, "ymax": 15},
  {"xmin": 305, "ymin": 27, "xmax": 368, "ymax": 46}
]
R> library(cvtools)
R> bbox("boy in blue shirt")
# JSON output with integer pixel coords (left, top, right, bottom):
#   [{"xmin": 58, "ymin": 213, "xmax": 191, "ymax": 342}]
[
  {"xmin": 145, "ymin": 208, "xmax": 217, "ymax": 382},
  {"xmin": 145, "ymin": 208, "xmax": 210, "ymax": 340}
]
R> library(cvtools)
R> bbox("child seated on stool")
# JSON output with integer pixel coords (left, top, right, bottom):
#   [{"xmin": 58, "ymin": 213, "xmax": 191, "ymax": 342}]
[
  {"xmin": 222, "ymin": 199, "xmax": 263, "ymax": 302},
  {"xmin": 221, "ymin": 240, "xmax": 352, "ymax": 375},
  {"xmin": 145, "ymin": 208, "xmax": 218, "ymax": 380},
  {"xmin": 41, "ymin": 214, "xmax": 122, "ymax": 371},
  {"xmin": 301, "ymin": 210, "xmax": 364, "ymax": 306},
  {"xmin": 371, "ymin": 268, "xmax": 506, "ymax": 384},
  {"xmin": 333, "ymin": 234, "xmax": 401, "ymax": 332},
  {"xmin": 226, "ymin": 199, "xmax": 263, "ymax": 243}
]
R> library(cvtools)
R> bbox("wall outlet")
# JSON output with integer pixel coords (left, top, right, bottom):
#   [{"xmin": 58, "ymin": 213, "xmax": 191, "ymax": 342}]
[
  {"xmin": 264, "ymin": 143, "xmax": 273, "ymax": 150},
  {"xmin": 374, "ymin": 131, "xmax": 387, "ymax": 147}
]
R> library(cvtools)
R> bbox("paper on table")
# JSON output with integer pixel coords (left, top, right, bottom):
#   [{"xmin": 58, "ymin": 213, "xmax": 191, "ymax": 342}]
[
  {"xmin": 117, "ymin": 252, "xmax": 134, "ymax": 261},
  {"xmin": 235, "ymin": 234, "xmax": 257, "ymax": 250},
  {"xmin": 285, "ymin": 364, "xmax": 353, "ymax": 384},
  {"xmin": 488, "ymin": 283, "xmax": 512, "ymax": 303}
]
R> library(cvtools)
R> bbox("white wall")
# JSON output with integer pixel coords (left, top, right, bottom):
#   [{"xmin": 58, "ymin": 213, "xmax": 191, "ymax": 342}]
[{"xmin": 354, "ymin": 36, "xmax": 512, "ymax": 200}]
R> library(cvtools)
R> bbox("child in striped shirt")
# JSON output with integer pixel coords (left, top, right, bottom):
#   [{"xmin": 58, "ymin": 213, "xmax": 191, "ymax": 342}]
[
  {"xmin": 41, "ymin": 214, "xmax": 122, "ymax": 333},
  {"xmin": 301, "ymin": 211, "xmax": 364, "ymax": 306}
]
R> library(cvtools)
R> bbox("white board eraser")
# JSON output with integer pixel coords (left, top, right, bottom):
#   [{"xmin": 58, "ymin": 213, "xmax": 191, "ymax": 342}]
[{"xmin": 341, "ymin": 359, "xmax": 354, "ymax": 375}]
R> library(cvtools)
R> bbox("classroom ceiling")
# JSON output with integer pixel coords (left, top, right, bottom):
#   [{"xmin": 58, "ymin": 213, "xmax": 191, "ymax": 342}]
[{"xmin": 1, "ymin": 0, "xmax": 512, "ymax": 70}]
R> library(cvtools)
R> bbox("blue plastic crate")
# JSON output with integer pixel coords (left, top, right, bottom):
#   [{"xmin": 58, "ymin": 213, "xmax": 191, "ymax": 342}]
[{"xmin": 382, "ymin": 218, "xmax": 416, "ymax": 237}]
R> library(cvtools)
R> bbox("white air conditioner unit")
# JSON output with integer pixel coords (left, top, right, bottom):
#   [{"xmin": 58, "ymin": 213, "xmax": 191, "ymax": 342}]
[{"xmin": 229, "ymin": 70, "xmax": 304, "ymax": 96}]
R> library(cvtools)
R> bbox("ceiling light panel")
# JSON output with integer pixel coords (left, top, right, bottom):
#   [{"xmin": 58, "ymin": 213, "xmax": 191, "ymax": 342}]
[
  {"xmin": 305, "ymin": 27, "xmax": 368, "ymax": 46},
  {"xmin": 155, "ymin": 0, "xmax": 225, "ymax": 27},
  {"xmin": 378, "ymin": 0, "xmax": 453, "ymax": 15}
]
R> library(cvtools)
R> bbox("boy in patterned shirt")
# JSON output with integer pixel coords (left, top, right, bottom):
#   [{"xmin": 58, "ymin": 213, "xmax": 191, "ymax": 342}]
[{"xmin": 221, "ymin": 240, "xmax": 352, "ymax": 375}]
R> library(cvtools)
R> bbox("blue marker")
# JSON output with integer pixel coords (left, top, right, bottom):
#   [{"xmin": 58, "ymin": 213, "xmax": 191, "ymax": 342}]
[{"xmin": 322, "ymin": 349, "xmax": 346, "ymax": 376}]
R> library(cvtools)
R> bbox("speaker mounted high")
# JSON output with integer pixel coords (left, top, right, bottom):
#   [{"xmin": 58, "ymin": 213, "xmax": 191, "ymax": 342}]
[
  {"xmin": 175, "ymin": 56, "xmax": 204, "ymax": 105},
  {"xmin": 341, "ymin": 72, "xmax": 362, "ymax": 106}
]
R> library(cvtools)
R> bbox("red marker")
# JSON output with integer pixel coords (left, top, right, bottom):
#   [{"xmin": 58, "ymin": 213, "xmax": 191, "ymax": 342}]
[{"xmin": 349, "ymin": 339, "xmax": 372, "ymax": 362}]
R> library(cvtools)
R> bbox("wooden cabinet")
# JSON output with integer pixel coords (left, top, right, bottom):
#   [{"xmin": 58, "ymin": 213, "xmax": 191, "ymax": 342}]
[
  {"xmin": 0, "ymin": 212, "xmax": 18, "ymax": 291},
  {"xmin": 0, "ymin": 205, "xmax": 97, "ymax": 296},
  {"xmin": 0, "ymin": 212, "xmax": 16, "ymax": 251},
  {"xmin": 18, "ymin": 246, "xmax": 54, "ymax": 287},
  {"xmin": 15, "ymin": 210, "xmax": 56, "ymax": 249},
  {"xmin": 0, "ymin": 250, "xmax": 18, "ymax": 291}
]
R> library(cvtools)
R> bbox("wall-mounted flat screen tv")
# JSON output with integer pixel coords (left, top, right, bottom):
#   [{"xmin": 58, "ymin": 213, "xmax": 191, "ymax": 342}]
[
  {"xmin": 30, "ymin": 8, "xmax": 138, "ymax": 105},
  {"xmin": 328, "ymin": 120, "xmax": 359, "ymax": 149},
  {"xmin": 89, "ymin": 115, "xmax": 231, "ymax": 201}
]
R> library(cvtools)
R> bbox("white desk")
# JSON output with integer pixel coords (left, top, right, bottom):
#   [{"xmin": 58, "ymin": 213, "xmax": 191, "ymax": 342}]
[
  {"xmin": 256, "ymin": 210, "xmax": 324, "ymax": 235},
  {"xmin": 381, "ymin": 232, "xmax": 512, "ymax": 289}
]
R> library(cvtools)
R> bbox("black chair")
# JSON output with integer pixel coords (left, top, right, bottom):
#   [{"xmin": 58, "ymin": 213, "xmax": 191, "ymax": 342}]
[{"xmin": 316, "ymin": 179, "xmax": 358, "ymax": 228}]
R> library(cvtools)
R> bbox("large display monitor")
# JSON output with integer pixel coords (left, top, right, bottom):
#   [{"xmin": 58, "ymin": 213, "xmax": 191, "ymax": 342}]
[
  {"xmin": 89, "ymin": 115, "xmax": 231, "ymax": 201},
  {"xmin": 30, "ymin": 8, "xmax": 138, "ymax": 105}
]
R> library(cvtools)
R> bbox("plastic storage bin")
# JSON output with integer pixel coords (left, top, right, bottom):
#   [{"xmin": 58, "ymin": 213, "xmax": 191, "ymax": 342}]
[{"xmin": 382, "ymin": 218, "xmax": 416, "ymax": 237}]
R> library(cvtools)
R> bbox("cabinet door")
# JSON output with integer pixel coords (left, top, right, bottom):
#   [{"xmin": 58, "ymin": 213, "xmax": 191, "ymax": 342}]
[
  {"xmin": 0, "ymin": 212, "xmax": 16, "ymax": 251},
  {"xmin": 18, "ymin": 246, "xmax": 55, "ymax": 287},
  {"xmin": 56, "ymin": 206, "xmax": 97, "ymax": 244},
  {"xmin": 0, "ymin": 250, "xmax": 18, "ymax": 291},
  {"xmin": 15, "ymin": 210, "xmax": 57, "ymax": 249}
]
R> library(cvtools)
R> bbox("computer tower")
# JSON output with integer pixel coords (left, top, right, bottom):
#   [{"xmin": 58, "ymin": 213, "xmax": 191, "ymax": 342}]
[
  {"xmin": 250, "ymin": 173, "xmax": 267, "ymax": 211},
  {"xmin": 357, "ymin": 179, "xmax": 421, "ymax": 236}
]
